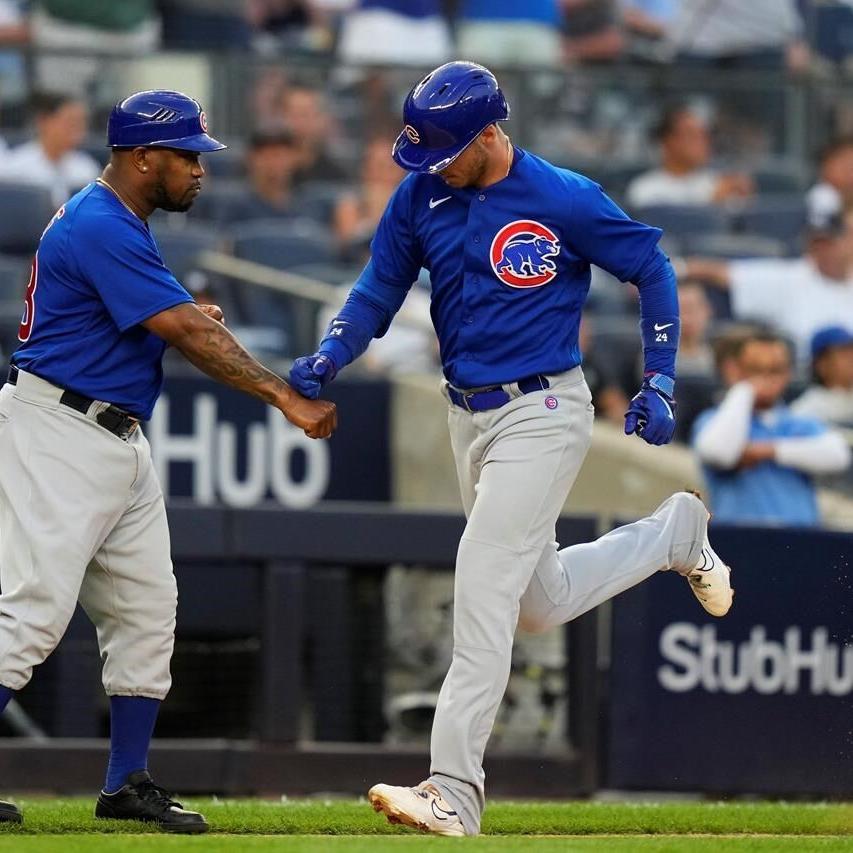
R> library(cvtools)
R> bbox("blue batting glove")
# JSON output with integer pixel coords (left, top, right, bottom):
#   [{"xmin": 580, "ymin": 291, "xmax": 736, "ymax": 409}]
[
  {"xmin": 288, "ymin": 352, "xmax": 338, "ymax": 400},
  {"xmin": 624, "ymin": 374, "xmax": 677, "ymax": 446}
]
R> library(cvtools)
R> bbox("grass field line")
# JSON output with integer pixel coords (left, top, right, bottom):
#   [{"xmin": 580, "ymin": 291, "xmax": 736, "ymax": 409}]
[
  {"xmin": 5, "ymin": 833, "xmax": 851, "ymax": 839},
  {"xmin": 2, "ymin": 799, "xmax": 851, "ymax": 840}
]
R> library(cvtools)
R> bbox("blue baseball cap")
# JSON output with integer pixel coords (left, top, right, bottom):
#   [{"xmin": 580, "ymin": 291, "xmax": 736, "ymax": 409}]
[{"xmin": 811, "ymin": 326, "xmax": 853, "ymax": 359}]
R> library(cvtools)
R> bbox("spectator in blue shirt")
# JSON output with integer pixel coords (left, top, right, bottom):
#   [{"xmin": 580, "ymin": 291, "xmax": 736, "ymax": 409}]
[{"xmin": 692, "ymin": 330, "xmax": 851, "ymax": 526}]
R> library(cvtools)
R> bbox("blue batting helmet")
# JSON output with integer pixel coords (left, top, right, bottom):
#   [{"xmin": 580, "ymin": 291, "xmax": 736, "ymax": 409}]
[
  {"xmin": 107, "ymin": 90, "xmax": 227, "ymax": 152},
  {"xmin": 392, "ymin": 61, "xmax": 509, "ymax": 174}
]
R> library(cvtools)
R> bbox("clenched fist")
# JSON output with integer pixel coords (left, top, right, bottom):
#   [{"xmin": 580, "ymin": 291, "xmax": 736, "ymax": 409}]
[{"xmin": 283, "ymin": 394, "xmax": 337, "ymax": 439}]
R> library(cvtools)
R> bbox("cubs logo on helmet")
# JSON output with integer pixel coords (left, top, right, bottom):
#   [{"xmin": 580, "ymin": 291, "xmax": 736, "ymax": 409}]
[{"xmin": 490, "ymin": 220, "xmax": 560, "ymax": 288}]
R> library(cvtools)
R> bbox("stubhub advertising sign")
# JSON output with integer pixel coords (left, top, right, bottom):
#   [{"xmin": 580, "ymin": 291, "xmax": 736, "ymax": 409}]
[
  {"xmin": 607, "ymin": 525, "xmax": 853, "ymax": 795},
  {"xmin": 145, "ymin": 375, "xmax": 391, "ymax": 507}
]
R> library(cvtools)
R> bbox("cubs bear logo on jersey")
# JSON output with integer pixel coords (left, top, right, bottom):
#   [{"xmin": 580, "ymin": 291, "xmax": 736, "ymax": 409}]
[{"xmin": 490, "ymin": 220, "xmax": 560, "ymax": 288}]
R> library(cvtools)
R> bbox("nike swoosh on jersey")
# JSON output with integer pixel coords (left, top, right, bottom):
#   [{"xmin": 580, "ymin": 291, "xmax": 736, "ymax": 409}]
[
  {"xmin": 654, "ymin": 322, "xmax": 674, "ymax": 331},
  {"xmin": 429, "ymin": 196, "xmax": 452, "ymax": 209}
]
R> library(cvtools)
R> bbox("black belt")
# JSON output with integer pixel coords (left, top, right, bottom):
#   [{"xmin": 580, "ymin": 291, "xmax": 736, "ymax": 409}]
[
  {"xmin": 447, "ymin": 374, "xmax": 550, "ymax": 412},
  {"xmin": 7, "ymin": 365, "xmax": 140, "ymax": 441}
]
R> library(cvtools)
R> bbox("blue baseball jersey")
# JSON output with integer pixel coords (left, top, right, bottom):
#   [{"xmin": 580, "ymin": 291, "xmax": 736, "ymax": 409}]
[
  {"xmin": 364, "ymin": 148, "xmax": 662, "ymax": 388},
  {"xmin": 691, "ymin": 406, "xmax": 824, "ymax": 526},
  {"xmin": 12, "ymin": 182, "xmax": 193, "ymax": 419}
]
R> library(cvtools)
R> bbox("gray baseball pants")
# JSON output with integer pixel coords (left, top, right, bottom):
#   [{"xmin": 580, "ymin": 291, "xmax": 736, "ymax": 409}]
[
  {"xmin": 0, "ymin": 370, "xmax": 176, "ymax": 699},
  {"xmin": 427, "ymin": 367, "xmax": 707, "ymax": 834}
]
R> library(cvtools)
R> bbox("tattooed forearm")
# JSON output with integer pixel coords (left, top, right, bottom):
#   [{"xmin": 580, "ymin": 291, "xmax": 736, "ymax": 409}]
[{"xmin": 177, "ymin": 318, "xmax": 291, "ymax": 407}]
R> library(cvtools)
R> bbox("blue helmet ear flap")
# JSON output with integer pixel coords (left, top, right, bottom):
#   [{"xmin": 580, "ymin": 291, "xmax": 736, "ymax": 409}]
[{"xmin": 392, "ymin": 62, "xmax": 509, "ymax": 174}]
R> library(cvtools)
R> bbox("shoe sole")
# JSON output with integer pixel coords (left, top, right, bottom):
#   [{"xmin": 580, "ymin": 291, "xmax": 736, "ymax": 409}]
[
  {"xmin": 95, "ymin": 812, "xmax": 208, "ymax": 834},
  {"xmin": 368, "ymin": 788, "xmax": 431, "ymax": 833}
]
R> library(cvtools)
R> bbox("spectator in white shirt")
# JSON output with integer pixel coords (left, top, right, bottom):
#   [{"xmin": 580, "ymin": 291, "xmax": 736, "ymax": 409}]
[
  {"xmin": 806, "ymin": 137, "xmax": 853, "ymax": 224},
  {"xmin": 791, "ymin": 326, "xmax": 853, "ymax": 428},
  {"xmin": 683, "ymin": 202, "xmax": 853, "ymax": 364},
  {"xmin": 663, "ymin": 0, "xmax": 808, "ymax": 72},
  {"xmin": 0, "ymin": 92, "xmax": 100, "ymax": 207},
  {"xmin": 626, "ymin": 105, "xmax": 754, "ymax": 209}
]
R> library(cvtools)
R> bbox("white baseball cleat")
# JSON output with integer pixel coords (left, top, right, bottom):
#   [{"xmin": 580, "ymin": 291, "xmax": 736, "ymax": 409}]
[
  {"xmin": 368, "ymin": 781, "xmax": 466, "ymax": 836},
  {"xmin": 685, "ymin": 521, "xmax": 733, "ymax": 618}
]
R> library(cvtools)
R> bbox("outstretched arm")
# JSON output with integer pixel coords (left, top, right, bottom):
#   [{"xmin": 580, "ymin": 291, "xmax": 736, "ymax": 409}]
[
  {"xmin": 143, "ymin": 302, "xmax": 337, "ymax": 439},
  {"xmin": 288, "ymin": 260, "xmax": 413, "ymax": 399},
  {"xmin": 623, "ymin": 246, "xmax": 680, "ymax": 445}
]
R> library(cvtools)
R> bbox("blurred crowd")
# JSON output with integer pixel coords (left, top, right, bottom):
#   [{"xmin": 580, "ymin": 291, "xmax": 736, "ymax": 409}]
[
  {"xmin": 0, "ymin": 2, "xmax": 852, "ymax": 526},
  {"xmin": 0, "ymin": 1, "xmax": 851, "ymax": 70}
]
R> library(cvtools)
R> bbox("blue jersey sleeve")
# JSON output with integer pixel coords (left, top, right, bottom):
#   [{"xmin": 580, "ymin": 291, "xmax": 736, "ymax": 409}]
[
  {"xmin": 70, "ymin": 213, "xmax": 193, "ymax": 332},
  {"xmin": 565, "ymin": 182, "xmax": 662, "ymax": 282},
  {"xmin": 369, "ymin": 175, "xmax": 423, "ymax": 295}
]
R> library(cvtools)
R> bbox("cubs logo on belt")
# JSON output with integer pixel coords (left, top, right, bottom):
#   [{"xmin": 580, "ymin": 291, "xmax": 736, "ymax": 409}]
[{"xmin": 490, "ymin": 220, "xmax": 560, "ymax": 288}]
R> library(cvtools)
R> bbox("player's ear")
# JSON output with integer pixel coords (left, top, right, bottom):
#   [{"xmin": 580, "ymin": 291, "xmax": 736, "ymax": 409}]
[{"xmin": 131, "ymin": 146, "xmax": 151, "ymax": 175}]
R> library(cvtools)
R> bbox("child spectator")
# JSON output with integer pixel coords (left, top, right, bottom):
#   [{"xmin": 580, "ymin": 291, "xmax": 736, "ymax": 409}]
[{"xmin": 791, "ymin": 326, "xmax": 853, "ymax": 428}]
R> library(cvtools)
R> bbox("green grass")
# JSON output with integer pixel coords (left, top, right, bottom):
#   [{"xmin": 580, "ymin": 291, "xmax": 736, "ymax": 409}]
[
  {"xmin": 1, "ymin": 838, "xmax": 852, "ymax": 853},
  {"xmin": 0, "ymin": 800, "xmax": 850, "ymax": 852}
]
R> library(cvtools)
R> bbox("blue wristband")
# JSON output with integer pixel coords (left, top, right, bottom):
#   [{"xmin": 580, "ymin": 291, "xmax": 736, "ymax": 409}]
[
  {"xmin": 647, "ymin": 372, "xmax": 675, "ymax": 398},
  {"xmin": 640, "ymin": 316, "xmax": 679, "ymax": 379}
]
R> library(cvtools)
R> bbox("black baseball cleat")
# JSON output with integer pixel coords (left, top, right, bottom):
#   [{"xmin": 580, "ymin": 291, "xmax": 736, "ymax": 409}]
[
  {"xmin": 0, "ymin": 800, "xmax": 22, "ymax": 823},
  {"xmin": 95, "ymin": 770, "xmax": 208, "ymax": 833}
]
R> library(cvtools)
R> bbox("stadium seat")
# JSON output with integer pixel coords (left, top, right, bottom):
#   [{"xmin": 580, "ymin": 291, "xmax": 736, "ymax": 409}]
[
  {"xmin": 813, "ymin": 2, "xmax": 853, "ymax": 64},
  {"xmin": 151, "ymin": 222, "xmax": 223, "ymax": 282},
  {"xmin": 226, "ymin": 218, "xmax": 337, "ymax": 356},
  {"xmin": 0, "ymin": 254, "xmax": 28, "ymax": 357},
  {"xmin": 80, "ymin": 136, "xmax": 110, "ymax": 168},
  {"xmin": 0, "ymin": 253, "xmax": 28, "ymax": 297},
  {"xmin": 230, "ymin": 218, "xmax": 336, "ymax": 270},
  {"xmin": 0, "ymin": 183, "xmax": 57, "ymax": 257},
  {"xmin": 186, "ymin": 180, "xmax": 248, "ymax": 225},
  {"xmin": 732, "ymin": 196, "xmax": 806, "ymax": 251},
  {"xmin": 286, "ymin": 262, "xmax": 361, "ymax": 287},
  {"xmin": 682, "ymin": 232, "xmax": 786, "ymax": 259},
  {"xmin": 201, "ymin": 145, "xmax": 245, "ymax": 179},
  {"xmin": 754, "ymin": 165, "xmax": 806, "ymax": 195},
  {"xmin": 633, "ymin": 204, "xmax": 728, "ymax": 241},
  {"xmin": 293, "ymin": 181, "xmax": 344, "ymax": 226},
  {"xmin": 674, "ymin": 374, "xmax": 718, "ymax": 444}
]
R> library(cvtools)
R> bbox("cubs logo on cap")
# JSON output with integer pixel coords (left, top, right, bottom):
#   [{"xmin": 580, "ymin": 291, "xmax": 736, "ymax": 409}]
[
  {"xmin": 403, "ymin": 125, "xmax": 420, "ymax": 144},
  {"xmin": 490, "ymin": 220, "xmax": 560, "ymax": 288}
]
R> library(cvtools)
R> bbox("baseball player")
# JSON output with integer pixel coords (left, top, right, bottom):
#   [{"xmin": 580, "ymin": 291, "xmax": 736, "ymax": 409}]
[
  {"xmin": 0, "ymin": 90, "xmax": 336, "ymax": 831},
  {"xmin": 288, "ymin": 62, "xmax": 733, "ymax": 837}
]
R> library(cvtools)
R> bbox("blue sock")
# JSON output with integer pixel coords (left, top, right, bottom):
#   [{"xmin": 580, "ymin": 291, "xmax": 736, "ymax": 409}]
[
  {"xmin": 104, "ymin": 696, "xmax": 161, "ymax": 793},
  {"xmin": 0, "ymin": 685, "xmax": 13, "ymax": 714}
]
